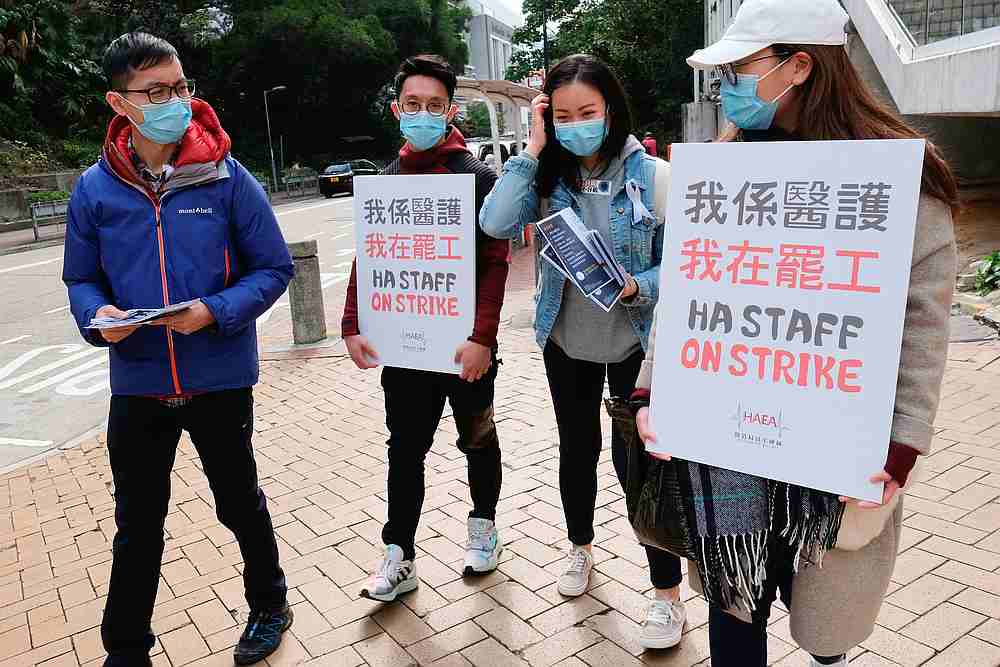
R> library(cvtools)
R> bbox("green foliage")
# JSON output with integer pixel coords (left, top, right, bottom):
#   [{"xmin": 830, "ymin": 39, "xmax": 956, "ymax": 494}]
[
  {"xmin": 57, "ymin": 140, "xmax": 102, "ymax": 167},
  {"xmin": 975, "ymin": 251, "xmax": 1000, "ymax": 296},
  {"xmin": 509, "ymin": 0, "xmax": 703, "ymax": 140},
  {"xmin": 464, "ymin": 102, "xmax": 492, "ymax": 138},
  {"xmin": 26, "ymin": 189, "xmax": 71, "ymax": 204}
]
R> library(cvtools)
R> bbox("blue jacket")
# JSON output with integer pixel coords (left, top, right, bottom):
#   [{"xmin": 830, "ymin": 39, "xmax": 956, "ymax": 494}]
[
  {"xmin": 63, "ymin": 107, "xmax": 293, "ymax": 396},
  {"xmin": 479, "ymin": 146, "xmax": 664, "ymax": 350}
]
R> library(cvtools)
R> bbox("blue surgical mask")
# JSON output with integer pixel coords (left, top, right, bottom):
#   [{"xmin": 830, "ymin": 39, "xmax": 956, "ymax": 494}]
[
  {"xmin": 400, "ymin": 112, "xmax": 447, "ymax": 151},
  {"xmin": 122, "ymin": 96, "xmax": 193, "ymax": 145},
  {"xmin": 554, "ymin": 117, "xmax": 608, "ymax": 157},
  {"xmin": 720, "ymin": 59, "xmax": 794, "ymax": 131}
]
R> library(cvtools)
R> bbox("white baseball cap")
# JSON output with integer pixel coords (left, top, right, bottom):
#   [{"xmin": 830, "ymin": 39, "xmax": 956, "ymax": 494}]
[{"xmin": 687, "ymin": 0, "xmax": 850, "ymax": 69}]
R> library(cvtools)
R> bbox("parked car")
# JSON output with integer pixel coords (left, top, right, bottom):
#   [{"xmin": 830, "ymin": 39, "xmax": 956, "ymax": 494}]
[{"xmin": 319, "ymin": 159, "xmax": 379, "ymax": 197}]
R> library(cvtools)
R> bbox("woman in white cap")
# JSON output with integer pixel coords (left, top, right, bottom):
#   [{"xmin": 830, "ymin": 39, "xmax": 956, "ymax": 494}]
[{"xmin": 632, "ymin": 0, "xmax": 959, "ymax": 665}]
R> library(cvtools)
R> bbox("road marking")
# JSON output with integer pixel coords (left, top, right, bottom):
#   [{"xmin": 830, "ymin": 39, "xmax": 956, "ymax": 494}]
[
  {"xmin": 0, "ymin": 257, "xmax": 62, "ymax": 275},
  {"xmin": 336, "ymin": 248, "xmax": 356, "ymax": 257},
  {"xmin": 0, "ymin": 335, "xmax": 30, "ymax": 345},
  {"xmin": 276, "ymin": 201, "xmax": 344, "ymax": 217},
  {"xmin": 20, "ymin": 356, "xmax": 108, "ymax": 394},
  {"xmin": 257, "ymin": 272, "xmax": 349, "ymax": 325},
  {"xmin": 303, "ymin": 231, "xmax": 325, "ymax": 240},
  {"xmin": 0, "ymin": 345, "xmax": 103, "ymax": 390},
  {"xmin": 44, "ymin": 305, "xmax": 70, "ymax": 314},
  {"xmin": 330, "ymin": 232, "xmax": 350, "ymax": 240},
  {"xmin": 331, "ymin": 260, "xmax": 354, "ymax": 269},
  {"xmin": 0, "ymin": 438, "xmax": 54, "ymax": 448}
]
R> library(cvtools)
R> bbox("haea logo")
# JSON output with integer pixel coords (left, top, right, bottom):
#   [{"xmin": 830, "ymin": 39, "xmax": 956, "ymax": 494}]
[
  {"xmin": 400, "ymin": 328, "xmax": 427, "ymax": 353},
  {"xmin": 731, "ymin": 401, "xmax": 790, "ymax": 448},
  {"xmin": 177, "ymin": 207, "xmax": 214, "ymax": 215}
]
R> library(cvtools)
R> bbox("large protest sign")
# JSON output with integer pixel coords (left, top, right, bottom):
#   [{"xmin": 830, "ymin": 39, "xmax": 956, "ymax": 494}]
[
  {"xmin": 353, "ymin": 174, "xmax": 476, "ymax": 374},
  {"xmin": 649, "ymin": 140, "xmax": 925, "ymax": 502}
]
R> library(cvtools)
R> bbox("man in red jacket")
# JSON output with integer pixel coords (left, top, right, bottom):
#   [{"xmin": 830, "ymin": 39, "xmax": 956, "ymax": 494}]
[{"xmin": 341, "ymin": 55, "xmax": 510, "ymax": 602}]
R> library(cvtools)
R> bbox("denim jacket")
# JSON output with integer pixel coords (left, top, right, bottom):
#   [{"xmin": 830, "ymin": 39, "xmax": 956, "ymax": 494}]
[{"xmin": 479, "ymin": 149, "xmax": 664, "ymax": 350}]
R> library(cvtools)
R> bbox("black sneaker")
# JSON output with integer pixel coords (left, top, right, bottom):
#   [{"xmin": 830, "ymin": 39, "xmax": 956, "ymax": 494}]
[{"xmin": 233, "ymin": 604, "xmax": 294, "ymax": 666}]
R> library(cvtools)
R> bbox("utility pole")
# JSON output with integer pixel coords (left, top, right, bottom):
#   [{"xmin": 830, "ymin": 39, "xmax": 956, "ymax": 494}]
[{"xmin": 264, "ymin": 85, "xmax": 286, "ymax": 192}]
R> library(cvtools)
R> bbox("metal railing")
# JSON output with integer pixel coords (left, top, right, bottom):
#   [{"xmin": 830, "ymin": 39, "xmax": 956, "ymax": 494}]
[
  {"xmin": 887, "ymin": 0, "xmax": 1000, "ymax": 45},
  {"xmin": 30, "ymin": 200, "xmax": 70, "ymax": 241}
]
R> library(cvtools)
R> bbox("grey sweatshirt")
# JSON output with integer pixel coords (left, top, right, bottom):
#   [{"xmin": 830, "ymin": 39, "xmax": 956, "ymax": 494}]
[{"xmin": 550, "ymin": 135, "xmax": 646, "ymax": 363}]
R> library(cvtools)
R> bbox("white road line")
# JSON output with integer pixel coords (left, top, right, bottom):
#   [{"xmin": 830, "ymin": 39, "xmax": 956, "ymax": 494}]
[
  {"xmin": 330, "ymin": 232, "xmax": 350, "ymax": 240},
  {"xmin": 0, "ymin": 438, "xmax": 54, "ymax": 448},
  {"xmin": 336, "ymin": 248, "xmax": 356, "ymax": 257},
  {"xmin": 331, "ymin": 260, "xmax": 354, "ymax": 269},
  {"xmin": 0, "ymin": 335, "xmax": 30, "ymax": 345},
  {"xmin": 275, "ymin": 201, "xmax": 343, "ymax": 217},
  {"xmin": 0, "ymin": 257, "xmax": 62, "ymax": 275},
  {"xmin": 303, "ymin": 231, "xmax": 325, "ymax": 240},
  {"xmin": 44, "ymin": 305, "xmax": 70, "ymax": 314}
]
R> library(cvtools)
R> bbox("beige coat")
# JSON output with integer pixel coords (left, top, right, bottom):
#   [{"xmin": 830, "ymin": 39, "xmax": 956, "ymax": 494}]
[{"xmin": 636, "ymin": 195, "xmax": 956, "ymax": 656}]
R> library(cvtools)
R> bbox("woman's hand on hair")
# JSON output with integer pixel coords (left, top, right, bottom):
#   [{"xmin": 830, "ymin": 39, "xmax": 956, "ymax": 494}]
[{"xmin": 525, "ymin": 94, "xmax": 549, "ymax": 158}]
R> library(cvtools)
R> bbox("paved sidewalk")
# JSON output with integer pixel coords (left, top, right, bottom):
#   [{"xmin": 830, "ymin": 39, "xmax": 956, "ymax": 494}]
[{"xmin": 0, "ymin": 249, "xmax": 998, "ymax": 667}]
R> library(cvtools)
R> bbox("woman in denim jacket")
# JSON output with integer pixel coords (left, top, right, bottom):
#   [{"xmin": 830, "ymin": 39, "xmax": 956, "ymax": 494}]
[{"xmin": 479, "ymin": 54, "xmax": 685, "ymax": 650}]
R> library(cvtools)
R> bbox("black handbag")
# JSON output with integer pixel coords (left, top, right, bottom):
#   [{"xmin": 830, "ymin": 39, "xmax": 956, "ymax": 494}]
[{"xmin": 604, "ymin": 397, "xmax": 698, "ymax": 560}]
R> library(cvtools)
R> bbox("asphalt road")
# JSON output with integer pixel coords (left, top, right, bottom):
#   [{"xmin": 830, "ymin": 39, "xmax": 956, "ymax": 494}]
[{"xmin": 0, "ymin": 194, "xmax": 359, "ymax": 471}]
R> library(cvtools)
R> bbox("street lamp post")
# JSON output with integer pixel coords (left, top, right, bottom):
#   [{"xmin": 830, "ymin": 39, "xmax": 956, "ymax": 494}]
[
  {"xmin": 264, "ymin": 85, "xmax": 286, "ymax": 193},
  {"xmin": 541, "ymin": 0, "xmax": 550, "ymax": 73}
]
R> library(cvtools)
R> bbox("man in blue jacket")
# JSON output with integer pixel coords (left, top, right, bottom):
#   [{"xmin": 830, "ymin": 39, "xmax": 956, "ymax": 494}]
[{"xmin": 63, "ymin": 33, "xmax": 294, "ymax": 666}]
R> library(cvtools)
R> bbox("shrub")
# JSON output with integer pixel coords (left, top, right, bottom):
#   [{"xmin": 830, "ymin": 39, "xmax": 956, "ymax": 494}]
[{"xmin": 975, "ymin": 250, "xmax": 1000, "ymax": 296}]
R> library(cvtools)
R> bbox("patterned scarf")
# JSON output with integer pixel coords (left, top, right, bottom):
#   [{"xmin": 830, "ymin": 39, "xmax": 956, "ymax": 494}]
[
  {"xmin": 679, "ymin": 461, "xmax": 845, "ymax": 613},
  {"xmin": 609, "ymin": 398, "xmax": 845, "ymax": 614}
]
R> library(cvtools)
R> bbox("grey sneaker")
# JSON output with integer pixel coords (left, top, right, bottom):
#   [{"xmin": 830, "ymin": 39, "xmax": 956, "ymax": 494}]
[
  {"xmin": 464, "ymin": 517, "xmax": 502, "ymax": 576},
  {"xmin": 639, "ymin": 598, "xmax": 686, "ymax": 649},
  {"xmin": 557, "ymin": 546, "xmax": 593, "ymax": 597},
  {"xmin": 360, "ymin": 544, "xmax": 418, "ymax": 602}
]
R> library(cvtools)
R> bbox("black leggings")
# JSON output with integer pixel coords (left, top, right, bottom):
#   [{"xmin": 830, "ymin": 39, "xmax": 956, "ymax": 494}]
[{"xmin": 543, "ymin": 341, "xmax": 682, "ymax": 590}]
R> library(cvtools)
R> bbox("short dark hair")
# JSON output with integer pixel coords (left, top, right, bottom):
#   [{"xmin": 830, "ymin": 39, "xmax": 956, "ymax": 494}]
[
  {"xmin": 393, "ymin": 55, "xmax": 457, "ymax": 101},
  {"xmin": 104, "ymin": 32, "xmax": 179, "ymax": 90}
]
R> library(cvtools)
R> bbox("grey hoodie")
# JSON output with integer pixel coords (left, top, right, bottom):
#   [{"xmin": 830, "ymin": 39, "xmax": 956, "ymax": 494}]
[{"xmin": 550, "ymin": 135, "xmax": 646, "ymax": 363}]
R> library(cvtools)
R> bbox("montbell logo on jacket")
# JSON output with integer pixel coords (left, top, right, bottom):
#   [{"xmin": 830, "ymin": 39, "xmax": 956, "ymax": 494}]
[{"xmin": 63, "ymin": 99, "xmax": 294, "ymax": 396}]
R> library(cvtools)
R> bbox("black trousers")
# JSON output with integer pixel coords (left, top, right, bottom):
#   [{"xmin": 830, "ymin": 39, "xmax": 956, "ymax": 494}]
[
  {"xmin": 543, "ymin": 341, "xmax": 682, "ymax": 589},
  {"xmin": 380, "ymin": 362, "xmax": 502, "ymax": 561},
  {"xmin": 102, "ymin": 389, "xmax": 286, "ymax": 661},
  {"xmin": 708, "ymin": 538, "xmax": 846, "ymax": 666}
]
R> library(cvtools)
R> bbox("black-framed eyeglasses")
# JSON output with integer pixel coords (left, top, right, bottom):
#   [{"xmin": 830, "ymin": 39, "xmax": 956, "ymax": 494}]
[
  {"xmin": 716, "ymin": 54, "xmax": 788, "ymax": 86},
  {"xmin": 115, "ymin": 78, "xmax": 196, "ymax": 105},
  {"xmin": 399, "ymin": 99, "xmax": 449, "ymax": 117}
]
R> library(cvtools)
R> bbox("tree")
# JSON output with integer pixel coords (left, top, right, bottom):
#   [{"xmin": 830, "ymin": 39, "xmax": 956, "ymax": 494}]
[{"xmin": 508, "ymin": 0, "xmax": 702, "ymax": 140}]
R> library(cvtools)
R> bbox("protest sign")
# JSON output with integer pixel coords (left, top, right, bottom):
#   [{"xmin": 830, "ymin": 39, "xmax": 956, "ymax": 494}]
[
  {"xmin": 649, "ymin": 139, "xmax": 925, "ymax": 502},
  {"xmin": 353, "ymin": 174, "xmax": 476, "ymax": 374}
]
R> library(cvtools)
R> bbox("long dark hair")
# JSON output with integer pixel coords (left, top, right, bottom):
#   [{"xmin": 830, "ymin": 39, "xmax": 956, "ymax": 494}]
[
  {"xmin": 776, "ymin": 44, "xmax": 960, "ymax": 216},
  {"xmin": 536, "ymin": 54, "xmax": 635, "ymax": 198}
]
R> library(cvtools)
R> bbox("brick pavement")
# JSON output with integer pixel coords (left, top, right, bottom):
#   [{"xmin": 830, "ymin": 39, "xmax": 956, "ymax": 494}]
[{"xmin": 0, "ymin": 248, "xmax": 998, "ymax": 666}]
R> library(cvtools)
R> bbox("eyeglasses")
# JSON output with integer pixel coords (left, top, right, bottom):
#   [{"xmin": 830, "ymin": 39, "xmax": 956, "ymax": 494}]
[
  {"xmin": 115, "ymin": 79, "xmax": 196, "ymax": 105},
  {"xmin": 399, "ymin": 99, "xmax": 449, "ymax": 117},
  {"xmin": 716, "ymin": 54, "xmax": 787, "ymax": 86}
]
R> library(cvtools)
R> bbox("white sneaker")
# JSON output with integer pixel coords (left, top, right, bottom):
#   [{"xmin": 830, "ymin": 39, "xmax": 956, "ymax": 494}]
[
  {"xmin": 639, "ymin": 598, "xmax": 686, "ymax": 649},
  {"xmin": 557, "ymin": 546, "xmax": 593, "ymax": 597},
  {"xmin": 464, "ymin": 517, "xmax": 502, "ymax": 576},
  {"xmin": 360, "ymin": 544, "xmax": 418, "ymax": 602}
]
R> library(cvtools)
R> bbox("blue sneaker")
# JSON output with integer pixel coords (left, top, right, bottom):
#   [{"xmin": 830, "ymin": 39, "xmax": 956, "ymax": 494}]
[
  {"xmin": 234, "ymin": 604, "xmax": 293, "ymax": 665},
  {"xmin": 464, "ymin": 517, "xmax": 501, "ymax": 576}
]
